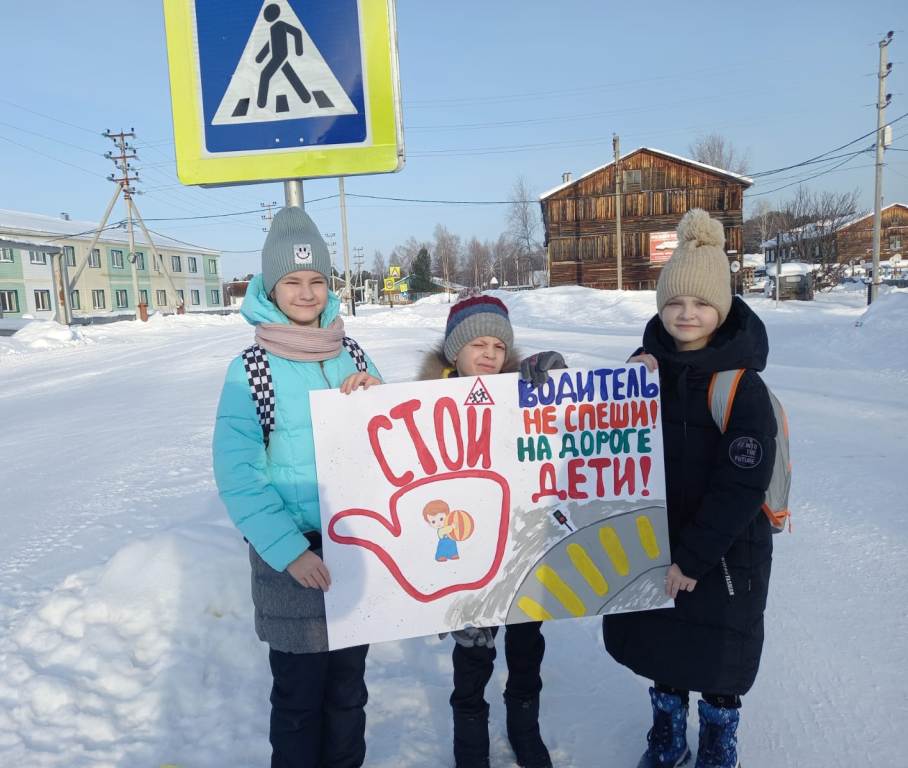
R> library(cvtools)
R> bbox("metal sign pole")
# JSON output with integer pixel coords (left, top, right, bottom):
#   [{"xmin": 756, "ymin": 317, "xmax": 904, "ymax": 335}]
[
  {"xmin": 338, "ymin": 177, "xmax": 354, "ymax": 316},
  {"xmin": 284, "ymin": 180, "xmax": 304, "ymax": 209}
]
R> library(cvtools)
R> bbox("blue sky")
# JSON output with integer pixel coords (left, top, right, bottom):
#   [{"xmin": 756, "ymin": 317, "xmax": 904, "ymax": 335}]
[{"xmin": 1, "ymin": 0, "xmax": 906, "ymax": 278}]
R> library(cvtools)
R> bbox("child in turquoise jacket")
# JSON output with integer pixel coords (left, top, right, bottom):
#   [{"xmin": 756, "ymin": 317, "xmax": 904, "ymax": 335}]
[{"xmin": 213, "ymin": 206, "xmax": 381, "ymax": 768}]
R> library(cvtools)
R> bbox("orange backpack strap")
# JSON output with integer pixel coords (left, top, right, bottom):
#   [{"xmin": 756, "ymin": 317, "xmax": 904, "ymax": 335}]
[
  {"xmin": 707, "ymin": 369, "xmax": 746, "ymax": 433},
  {"xmin": 709, "ymin": 369, "xmax": 793, "ymax": 533}
]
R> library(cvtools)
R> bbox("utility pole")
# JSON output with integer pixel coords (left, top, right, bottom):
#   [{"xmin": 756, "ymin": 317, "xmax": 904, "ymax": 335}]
[
  {"xmin": 261, "ymin": 200, "xmax": 278, "ymax": 232},
  {"xmin": 104, "ymin": 130, "xmax": 146, "ymax": 320},
  {"xmin": 870, "ymin": 30, "xmax": 894, "ymax": 305},
  {"xmin": 338, "ymin": 177, "xmax": 354, "ymax": 316},
  {"xmin": 775, "ymin": 232, "xmax": 781, "ymax": 309},
  {"xmin": 353, "ymin": 246, "xmax": 365, "ymax": 302},
  {"xmin": 69, "ymin": 129, "xmax": 186, "ymax": 322},
  {"xmin": 613, "ymin": 133, "xmax": 623, "ymax": 291}
]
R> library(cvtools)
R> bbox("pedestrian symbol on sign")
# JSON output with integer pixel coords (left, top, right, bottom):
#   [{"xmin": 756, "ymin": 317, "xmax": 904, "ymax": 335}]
[{"xmin": 212, "ymin": 0, "xmax": 357, "ymax": 126}]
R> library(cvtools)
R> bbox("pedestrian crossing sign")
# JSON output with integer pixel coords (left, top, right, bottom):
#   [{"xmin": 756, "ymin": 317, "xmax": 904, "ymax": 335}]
[{"xmin": 163, "ymin": 0, "xmax": 404, "ymax": 186}]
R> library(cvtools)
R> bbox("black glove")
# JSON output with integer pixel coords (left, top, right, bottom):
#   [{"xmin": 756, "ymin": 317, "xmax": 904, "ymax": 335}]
[{"xmin": 519, "ymin": 351, "xmax": 567, "ymax": 387}]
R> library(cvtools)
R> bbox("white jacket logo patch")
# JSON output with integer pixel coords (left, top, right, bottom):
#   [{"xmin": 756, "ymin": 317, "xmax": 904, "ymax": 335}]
[{"xmin": 729, "ymin": 436, "xmax": 762, "ymax": 469}]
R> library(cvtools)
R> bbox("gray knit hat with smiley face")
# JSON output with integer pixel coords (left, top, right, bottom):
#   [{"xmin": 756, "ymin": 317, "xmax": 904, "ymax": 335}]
[{"xmin": 262, "ymin": 206, "xmax": 332, "ymax": 294}]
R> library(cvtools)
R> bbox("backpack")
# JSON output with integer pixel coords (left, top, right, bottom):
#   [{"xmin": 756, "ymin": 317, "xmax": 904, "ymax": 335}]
[
  {"xmin": 240, "ymin": 337, "xmax": 369, "ymax": 447},
  {"xmin": 708, "ymin": 369, "xmax": 792, "ymax": 533}
]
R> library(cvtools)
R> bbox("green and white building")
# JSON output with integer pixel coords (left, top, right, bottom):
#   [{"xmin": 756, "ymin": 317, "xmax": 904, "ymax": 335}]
[{"xmin": 0, "ymin": 209, "xmax": 222, "ymax": 319}]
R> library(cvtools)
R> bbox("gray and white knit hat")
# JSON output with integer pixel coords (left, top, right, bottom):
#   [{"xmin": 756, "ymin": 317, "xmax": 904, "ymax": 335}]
[
  {"xmin": 261, "ymin": 206, "xmax": 332, "ymax": 295},
  {"xmin": 656, "ymin": 208, "xmax": 732, "ymax": 324}
]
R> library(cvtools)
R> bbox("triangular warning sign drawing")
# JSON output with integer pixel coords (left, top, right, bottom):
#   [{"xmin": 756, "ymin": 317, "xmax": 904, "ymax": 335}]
[
  {"xmin": 464, "ymin": 377, "xmax": 495, "ymax": 407},
  {"xmin": 212, "ymin": 0, "xmax": 358, "ymax": 126}
]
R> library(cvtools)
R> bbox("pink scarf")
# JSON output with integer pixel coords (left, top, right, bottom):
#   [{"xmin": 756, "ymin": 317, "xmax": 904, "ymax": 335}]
[{"xmin": 255, "ymin": 317, "xmax": 345, "ymax": 361}]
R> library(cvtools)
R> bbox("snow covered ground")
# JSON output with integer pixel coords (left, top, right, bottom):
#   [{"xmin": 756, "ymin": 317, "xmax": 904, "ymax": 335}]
[{"xmin": 1, "ymin": 287, "xmax": 906, "ymax": 767}]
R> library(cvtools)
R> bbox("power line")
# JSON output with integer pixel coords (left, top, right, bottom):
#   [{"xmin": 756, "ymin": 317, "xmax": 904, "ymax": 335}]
[
  {"xmin": 407, "ymin": 93, "xmax": 739, "ymax": 132},
  {"xmin": 747, "ymin": 154, "xmax": 870, "ymax": 197},
  {"xmin": 0, "ymin": 98, "xmax": 102, "ymax": 135},
  {"xmin": 135, "ymin": 195, "xmax": 338, "ymax": 223},
  {"xmin": 41, "ymin": 223, "xmax": 125, "ymax": 242},
  {"xmin": 0, "ymin": 120, "xmax": 104, "ymax": 156},
  {"xmin": 0, "ymin": 133, "xmax": 105, "ymax": 179},
  {"xmin": 142, "ymin": 226, "xmax": 261, "ymax": 254},
  {"xmin": 748, "ymin": 111, "xmax": 908, "ymax": 178},
  {"xmin": 403, "ymin": 60, "xmax": 783, "ymax": 108},
  {"xmin": 749, "ymin": 148, "xmax": 872, "ymax": 179}
]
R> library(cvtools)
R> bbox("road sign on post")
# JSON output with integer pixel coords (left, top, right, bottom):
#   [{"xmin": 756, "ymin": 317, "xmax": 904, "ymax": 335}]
[
  {"xmin": 389, "ymin": 265, "xmax": 401, "ymax": 279},
  {"xmin": 163, "ymin": 0, "xmax": 404, "ymax": 186}
]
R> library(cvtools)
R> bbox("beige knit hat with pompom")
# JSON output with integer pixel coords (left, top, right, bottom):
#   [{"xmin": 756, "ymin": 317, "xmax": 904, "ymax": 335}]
[{"xmin": 656, "ymin": 208, "xmax": 732, "ymax": 324}]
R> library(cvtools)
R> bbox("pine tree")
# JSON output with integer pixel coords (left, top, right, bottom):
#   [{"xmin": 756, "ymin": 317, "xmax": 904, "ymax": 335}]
[{"xmin": 410, "ymin": 247, "xmax": 435, "ymax": 292}]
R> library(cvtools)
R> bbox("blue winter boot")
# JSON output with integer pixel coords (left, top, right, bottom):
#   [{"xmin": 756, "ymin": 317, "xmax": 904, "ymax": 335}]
[
  {"xmin": 695, "ymin": 700, "xmax": 741, "ymax": 768},
  {"xmin": 636, "ymin": 687, "xmax": 692, "ymax": 768}
]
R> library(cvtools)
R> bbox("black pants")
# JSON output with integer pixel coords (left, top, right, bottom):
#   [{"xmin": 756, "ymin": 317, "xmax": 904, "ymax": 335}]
[
  {"xmin": 450, "ymin": 622, "xmax": 545, "ymax": 715},
  {"xmin": 655, "ymin": 682, "xmax": 742, "ymax": 710},
  {"xmin": 269, "ymin": 644, "xmax": 369, "ymax": 768}
]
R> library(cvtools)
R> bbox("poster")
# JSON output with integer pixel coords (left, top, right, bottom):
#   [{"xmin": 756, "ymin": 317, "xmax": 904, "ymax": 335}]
[
  {"xmin": 649, "ymin": 231, "xmax": 678, "ymax": 264},
  {"xmin": 311, "ymin": 365, "xmax": 672, "ymax": 649}
]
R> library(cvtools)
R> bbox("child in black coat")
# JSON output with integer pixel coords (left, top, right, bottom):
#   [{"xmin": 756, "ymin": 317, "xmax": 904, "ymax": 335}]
[{"xmin": 603, "ymin": 210, "xmax": 777, "ymax": 768}]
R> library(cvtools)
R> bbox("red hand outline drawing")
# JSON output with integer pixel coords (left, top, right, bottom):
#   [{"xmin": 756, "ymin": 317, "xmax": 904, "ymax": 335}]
[{"xmin": 328, "ymin": 470, "xmax": 510, "ymax": 603}]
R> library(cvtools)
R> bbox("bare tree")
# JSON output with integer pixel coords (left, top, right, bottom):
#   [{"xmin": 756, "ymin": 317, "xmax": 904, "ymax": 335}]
[
  {"xmin": 688, "ymin": 133, "xmax": 750, "ymax": 175},
  {"xmin": 744, "ymin": 200, "xmax": 784, "ymax": 254},
  {"xmin": 433, "ymin": 224, "xmax": 462, "ymax": 294},
  {"xmin": 491, "ymin": 234, "xmax": 517, "ymax": 286},
  {"xmin": 774, "ymin": 186, "xmax": 861, "ymax": 289},
  {"xmin": 459, "ymin": 237, "xmax": 493, "ymax": 288},
  {"xmin": 371, "ymin": 249, "xmax": 386, "ymax": 279},
  {"xmin": 392, "ymin": 236, "xmax": 426, "ymax": 274},
  {"xmin": 507, "ymin": 176, "xmax": 544, "ymax": 286}
]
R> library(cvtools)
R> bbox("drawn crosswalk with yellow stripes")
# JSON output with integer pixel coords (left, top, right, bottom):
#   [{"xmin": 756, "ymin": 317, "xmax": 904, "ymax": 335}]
[{"xmin": 507, "ymin": 508, "xmax": 670, "ymax": 624}]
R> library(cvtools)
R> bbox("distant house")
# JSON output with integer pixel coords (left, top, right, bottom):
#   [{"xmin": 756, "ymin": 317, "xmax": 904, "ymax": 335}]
[
  {"xmin": 223, "ymin": 275, "xmax": 253, "ymax": 308},
  {"xmin": 762, "ymin": 202, "xmax": 907, "ymax": 270},
  {"xmin": 539, "ymin": 147, "xmax": 752, "ymax": 290},
  {"xmin": 834, "ymin": 203, "xmax": 907, "ymax": 266}
]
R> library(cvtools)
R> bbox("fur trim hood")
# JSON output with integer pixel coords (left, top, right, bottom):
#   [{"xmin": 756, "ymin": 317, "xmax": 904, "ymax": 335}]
[{"xmin": 416, "ymin": 342, "xmax": 522, "ymax": 381}]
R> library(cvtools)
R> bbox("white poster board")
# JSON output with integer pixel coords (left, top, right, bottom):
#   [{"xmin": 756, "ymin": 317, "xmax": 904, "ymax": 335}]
[{"xmin": 311, "ymin": 365, "xmax": 672, "ymax": 649}]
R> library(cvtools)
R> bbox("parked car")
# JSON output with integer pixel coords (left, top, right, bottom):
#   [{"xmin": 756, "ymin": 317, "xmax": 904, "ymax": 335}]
[
  {"xmin": 764, "ymin": 272, "xmax": 815, "ymax": 300},
  {"xmin": 748, "ymin": 276, "xmax": 768, "ymax": 293}
]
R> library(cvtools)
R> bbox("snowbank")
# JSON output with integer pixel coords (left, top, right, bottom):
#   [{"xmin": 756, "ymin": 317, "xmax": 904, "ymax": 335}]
[
  {"xmin": 2, "ymin": 283, "xmax": 907, "ymax": 766},
  {"xmin": 0, "ymin": 524, "xmax": 268, "ymax": 767},
  {"xmin": 0, "ymin": 321, "xmax": 89, "ymax": 356},
  {"xmin": 855, "ymin": 287, "xmax": 908, "ymax": 330},
  {"xmin": 487, "ymin": 286, "xmax": 656, "ymax": 332}
]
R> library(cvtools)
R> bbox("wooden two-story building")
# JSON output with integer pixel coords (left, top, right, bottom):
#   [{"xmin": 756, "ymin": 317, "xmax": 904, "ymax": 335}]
[
  {"xmin": 761, "ymin": 203, "xmax": 907, "ymax": 270},
  {"xmin": 540, "ymin": 148, "xmax": 753, "ymax": 290},
  {"xmin": 834, "ymin": 203, "xmax": 907, "ymax": 265}
]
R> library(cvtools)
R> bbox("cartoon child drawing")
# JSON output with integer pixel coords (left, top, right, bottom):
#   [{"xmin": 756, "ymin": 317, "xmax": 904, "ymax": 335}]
[{"xmin": 423, "ymin": 499, "xmax": 459, "ymax": 562}]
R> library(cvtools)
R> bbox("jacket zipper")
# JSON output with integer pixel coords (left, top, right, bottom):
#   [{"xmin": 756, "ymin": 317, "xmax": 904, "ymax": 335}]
[
  {"xmin": 318, "ymin": 360, "xmax": 330, "ymax": 387},
  {"xmin": 746, "ymin": 528, "xmax": 752, "ymax": 593}
]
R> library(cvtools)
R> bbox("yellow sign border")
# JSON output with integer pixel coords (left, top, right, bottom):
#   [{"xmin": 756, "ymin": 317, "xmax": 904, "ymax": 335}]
[{"xmin": 163, "ymin": 0, "xmax": 403, "ymax": 186}]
